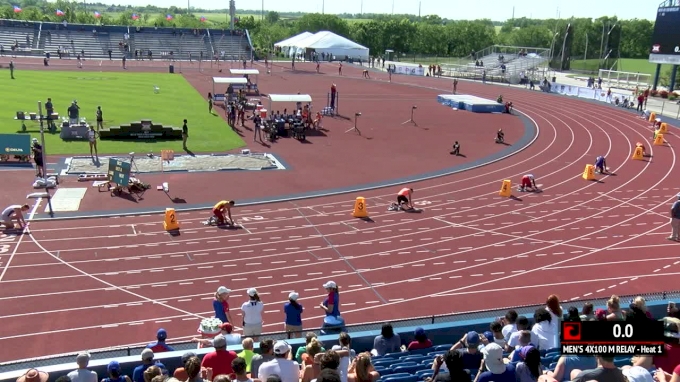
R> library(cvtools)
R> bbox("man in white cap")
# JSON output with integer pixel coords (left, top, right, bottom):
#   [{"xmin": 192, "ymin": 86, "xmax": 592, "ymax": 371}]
[
  {"xmin": 241, "ymin": 287, "xmax": 264, "ymax": 337},
  {"xmin": 258, "ymin": 341, "xmax": 300, "ymax": 382},
  {"xmin": 476, "ymin": 343, "xmax": 515, "ymax": 382},
  {"xmin": 669, "ymin": 194, "xmax": 680, "ymax": 241},
  {"xmin": 67, "ymin": 353, "xmax": 97, "ymax": 382}
]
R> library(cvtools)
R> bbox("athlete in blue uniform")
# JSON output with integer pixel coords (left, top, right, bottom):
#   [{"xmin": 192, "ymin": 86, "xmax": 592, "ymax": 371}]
[{"xmin": 595, "ymin": 156, "xmax": 607, "ymax": 174}]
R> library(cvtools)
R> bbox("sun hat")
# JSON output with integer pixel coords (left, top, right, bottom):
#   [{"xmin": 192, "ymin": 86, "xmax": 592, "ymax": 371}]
[
  {"xmin": 141, "ymin": 348, "xmax": 154, "ymax": 361},
  {"xmin": 16, "ymin": 370, "xmax": 49, "ymax": 382},
  {"xmin": 247, "ymin": 288, "xmax": 258, "ymax": 297},
  {"xmin": 481, "ymin": 343, "xmax": 505, "ymax": 374},
  {"xmin": 217, "ymin": 286, "xmax": 231, "ymax": 295},
  {"xmin": 323, "ymin": 281, "xmax": 337, "ymax": 289},
  {"xmin": 213, "ymin": 335, "xmax": 227, "ymax": 348},
  {"xmin": 273, "ymin": 341, "xmax": 291, "ymax": 355},
  {"xmin": 288, "ymin": 292, "xmax": 299, "ymax": 301}
]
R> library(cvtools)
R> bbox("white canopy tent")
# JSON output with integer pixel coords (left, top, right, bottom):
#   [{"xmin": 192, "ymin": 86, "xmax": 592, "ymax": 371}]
[
  {"xmin": 212, "ymin": 77, "xmax": 248, "ymax": 103},
  {"xmin": 267, "ymin": 94, "xmax": 313, "ymax": 115},
  {"xmin": 274, "ymin": 32, "xmax": 313, "ymax": 48},
  {"xmin": 291, "ymin": 31, "xmax": 369, "ymax": 61},
  {"xmin": 229, "ymin": 69, "xmax": 261, "ymax": 94}
]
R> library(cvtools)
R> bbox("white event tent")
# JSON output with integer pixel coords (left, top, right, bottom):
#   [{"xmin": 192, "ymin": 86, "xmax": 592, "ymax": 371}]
[
  {"xmin": 291, "ymin": 31, "xmax": 369, "ymax": 61},
  {"xmin": 274, "ymin": 32, "xmax": 314, "ymax": 57}
]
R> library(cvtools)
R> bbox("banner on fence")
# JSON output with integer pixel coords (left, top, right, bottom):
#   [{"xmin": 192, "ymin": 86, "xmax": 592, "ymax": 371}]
[
  {"xmin": 394, "ymin": 66, "xmax": 424, "ymax": 76},
  {"xmin": 552, "ymin": 83, "xmax": 631, "ymax": 104},
  {"xmin": 0, "ymin": 133, "xmax": 31, "ymax": 156}
]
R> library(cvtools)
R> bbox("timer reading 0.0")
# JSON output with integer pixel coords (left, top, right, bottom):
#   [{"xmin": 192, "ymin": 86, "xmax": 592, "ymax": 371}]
[
  {"xmin": 561, "ymin": 321, "xmax": 665, "ymax": 344},
  {"xmin": 612, "ymin": 323, "xmax": 634, "ymax": 339}
]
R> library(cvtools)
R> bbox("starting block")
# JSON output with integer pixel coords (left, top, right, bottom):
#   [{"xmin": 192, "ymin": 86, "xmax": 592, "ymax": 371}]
[
  {"xmin": 93, "ymin": 180, "xmax": 110, "ymax": 192},
  {"xmin": 659, "ymin": 123, "xmax": 668, "ymax": 134},
  {"xmin": 649, "ymin": 112, "xmax": 657, "ymax": 122},
  {"xmin": 164, "ymin": 208, "xmax": 180, "ymax": 231},
  {"xmin": 582, "ymin": 164, "xmax": 596, "ymax": 180},
  {"xmin": 631, "ymin": 146, "xmax": 644, "ymax": 160},
  {"xmin": 499, "ymin": 180, "xmax": 512, "ymax": 197},
  {"xmin": 654, "ymin": 132, "xmax": 665, "ymax": 146},
  {"xmin": 352, "ymin": 197, "xmax": 368, "ymax": 218}
]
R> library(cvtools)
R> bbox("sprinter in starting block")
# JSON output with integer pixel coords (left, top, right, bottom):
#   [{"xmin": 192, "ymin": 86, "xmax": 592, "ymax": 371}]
[
  {"xmin": 389, "ymin": 187, "xmax": 419, "ymax": 211},
  {"xmin": 519, "ymin": 174, "xmax": 538, "ymax": 192},
  {"xmin": 495, "ymin": 129, "xmax": 505, "ymax": 144},
  {"xmin": 636, "ymin": 142, "xmax": 647, "ymax": 156},
  {"xmin": 595, "ymin": 155, "xmax": 608, "ymax": 174},
  {"xmin": 206, "ymin": 200, "xmax": 235, "ymax": 226}
]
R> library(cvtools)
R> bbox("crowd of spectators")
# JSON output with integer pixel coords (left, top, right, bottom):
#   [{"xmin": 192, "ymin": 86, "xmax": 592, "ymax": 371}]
[{"xmin": 14, "ymin": 293, "xmax": 680, "ymax": 382}]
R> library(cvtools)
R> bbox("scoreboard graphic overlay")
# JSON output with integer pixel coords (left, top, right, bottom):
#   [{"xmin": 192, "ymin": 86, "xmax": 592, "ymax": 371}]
[
  {"xmin": 560, "ymin": 321, "xmax": 665, "ymax": 356},
  {"xmin": 649, "ymin": 4, "xmax": 680, "ymax": 64}
]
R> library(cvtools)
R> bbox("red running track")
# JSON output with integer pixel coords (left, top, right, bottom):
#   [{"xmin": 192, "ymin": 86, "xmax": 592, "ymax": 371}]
[{"xmin": 1, "ymin": 66, "xmax": 680, "ymax": 362}]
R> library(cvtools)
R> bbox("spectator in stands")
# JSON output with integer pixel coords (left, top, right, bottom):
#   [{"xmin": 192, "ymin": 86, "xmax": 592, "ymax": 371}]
[
  {"xmin": 430, "ymin": 350, "xmax": 471, "ymax": 382},
  {"xmin": 570, "ymin": 355, "xmax": 625, "ymax": 382},
  {"xmin": 317, "ymin": 369, "xmax": 342, "ymax": 382},
  {"xmin": 508, "ymin": 317, "xmax": 539, "ymax": 349},
  {"xmin": 655, "ymin": 363, "xmax": 680, "ymax": 382},
  {"xmin": 621, "ymin": 367, "xmax": 655, "ymax": 382},
  {"xmin": 631, "ymin": 296, "xmax": 653, "ymax": 319},
  {"xmin": 515, "ymin": 347, "xmax": 543, "ymax": 382},
  {"xmin": 17, "ymin": 369, "xmax": 49, "ymax": 382},
  {"xmin": 332, "ymin": 333, "xmax": 356, "ymax": 382},
  {"xmin": 565, "ymin": 307, "xmax": 581, "ymax": 322},
  {"xmin": 251, "ymin": 339, "xmax": 275, "ymax": 379},
  {"xmin": 213, "ymin": 286, "xmax": 235, "ymax": 325},
  {"xmin": 580, "ymin": 303, "xmax": 595, "ymax": 321},
  {"xmin": 297, "ymin": 332, "xmax": 325, "ymax": 362},
  {"xmin": 242, "ymin": 288, "xmax": 265, "ymax": 338},
  {"xmin": 475, "ymin": 343, "xmax": 515, "ymax": 382},
  {"xmin": 531, "ymin": 308, "xmax": 558, "ymax": 350},
  {"xmin": 450, "ymin": 331, "xmax": 483, "ymax": 370},
  {"xmin": 142, "ymin": 366, "xmax": 161, "ymax": 382},
  {"xmin": 546, "ymin": 354, "xmax": 597, "ymax": 382},
  {"xmin": 502, "ymin": 310, "xmax": 518, "ymax": 340},
  {"xmin": 146, "ymin": 328, "xmax": 174, "ymax": 353},
  {"xmin": 507, "ymin": 331, "xmax": 534, "ymax": 363},
  {"xmin": 606, "ymin": 295, "xmax": 624, "ymax": 320},
  {"xmin": 103, "ymin": 361, "xmax": 131, "ymax": 382},
  {"xmin": 231, "ymin": 357, "xmax": 251, "ymax": 382},
  {"xmin": 185, "ymin": 356, "xmax": 210, "ymax": 382},
  {"xmin": 132, "ymin": 349, "xmax": 166, "ymax": 382},
  {"xmin": 284, "ymin": 292, "xmax": 304, "ymax": 338},
  {"xmin": 172, "ymin": 352, "xmax": 196, "ymax": 381},
  {"xmin": 372, "ymin": 323, "xmax": 401, "ymax": 356},
  {"xmin": 302, "ymin": 338, "xmax": 324, "ymax": 368},
  {"xmin": 67, "ymin": 353, "xmax": 97, "ymax": 382},
  {"xmin": 237, "ymin": 338, "xmax": 255, "ymax": 373},
  {"xmin": 488, "ymin": 321, "xmax": 507, "ymax": 348},
  {"xmin": 201, "ymin": 335, "xmax": 238, "ymax": 377},
  {"xmin": 545, "ymin": 294, "xmax": 562, "ymax": 330},
  {"xmin": 320, "ymin": 350, "xmax": 341, "ymax": 371},
  {"xmin": 407, "ymin": 327, "xmax": 433, "ymax": 350},
  {"xmin": 258, "ymin": 341, "xmax": 301, "ymax": 382},
  {"xmin": 626, "ymin": 303, "xmax": 653, "ymax": 323},
  {"xmin": 633, "ymin": 317, "xmax": 680, "ymax": 374},
  {"xmin": 56, "ymin": 376, "xmax": 71, "ymax": 382},
  {"xmin": 347, "ymin": 353, "xmax": 380, "ymax": 382}
]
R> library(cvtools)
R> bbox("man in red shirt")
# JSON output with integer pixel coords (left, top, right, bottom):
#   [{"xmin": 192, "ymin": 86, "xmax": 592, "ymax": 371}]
[{"xmin": 201, "ymin": 335, "xmax": 237, "ymax": 378}]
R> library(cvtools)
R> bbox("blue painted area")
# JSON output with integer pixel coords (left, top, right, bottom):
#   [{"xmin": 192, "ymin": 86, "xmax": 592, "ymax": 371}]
[
  {"xmin": 31, "ymin": 112, "xmax": 537, "ymax": 220},
  {"xmin": 0, "ymin": 300, "xmax": 670, "ymax": 380}
]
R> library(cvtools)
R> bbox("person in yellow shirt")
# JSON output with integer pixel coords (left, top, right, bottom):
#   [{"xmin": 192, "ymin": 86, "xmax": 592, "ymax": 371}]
[
  {"xmin": 237, "ymin": 338, "xmax": 255, "ymax": 373},
  {"xmin": 212, "ymin": 200, "xmax": 235, "ymax": 225}
]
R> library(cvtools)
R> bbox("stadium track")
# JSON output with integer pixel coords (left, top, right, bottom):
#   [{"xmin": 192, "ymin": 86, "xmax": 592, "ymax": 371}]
[{"xmin": 0, "ymin": 61, "xmax": 679, "ymax": 362}]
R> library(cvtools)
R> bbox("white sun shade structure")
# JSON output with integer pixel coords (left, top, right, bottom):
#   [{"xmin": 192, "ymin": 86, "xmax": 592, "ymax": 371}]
[
  {"xmin": 229, "ymin": 69, "xmax": 260, "ymax": 93},
  {"xmin": 274, "ymin": 32, "xmax": 313, "ymax": 57},
  {"xmin": 267, "ymin": 94, "xmax": 313, "ymax": 115},
  {"xmin": 212, "ymin": 77, "xmax": 248, "ymax": 103}
]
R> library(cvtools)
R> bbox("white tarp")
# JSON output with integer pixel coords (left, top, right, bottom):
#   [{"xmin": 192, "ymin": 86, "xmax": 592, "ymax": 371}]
[
  {"xmin": 274, "ymin": 32, "xmax": 313, "ymax": 48},
  {"xmin": 291, "ymin": 31, "xmax": 369, "ymax": 60},
  {"xmin": 213, "ymin": 77, "xmax": 247, "ymax": 84},
  {"xmin": 229, "ymin": 69, "xmax": 260, "ymax": 75},
  {"xmin": 268, "ymin": 94, "xmax": 313, "ymax": 103}
]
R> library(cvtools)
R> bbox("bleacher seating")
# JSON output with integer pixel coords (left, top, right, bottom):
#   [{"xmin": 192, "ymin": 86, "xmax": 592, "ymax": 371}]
[
  {"xmin": 211, "ymin": 32, "xmax": 250, "ymax": 61},
  {"xmin": 131, "ymin": 31, "xmax": 181, "ymax": 60},
  {"xmin": 0, "ymin": 25, "xmax": 37, "ymax": 55},
  {"xmin": 41, "ymin": 29, "xmax": 112, "ymax": 58}
]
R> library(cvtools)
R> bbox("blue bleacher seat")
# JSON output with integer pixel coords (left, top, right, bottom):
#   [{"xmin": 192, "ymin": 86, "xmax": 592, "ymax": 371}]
[
  {"xmin": 467, "ymin": 369, "xmax": 479, "ymax": 377},
  {"xmin": 374, "ymin": 366, "xmax": 386, "ymax": 373},
  {"xmin": 427, "ymin": 350, "xmax": 447, "ymax": 357},
  {"xmin": 378, "ymin": 373, "xmax": 412, "ymax": 382},
  {"xmin": 380, "ymin": 375, "xmax": 418, "ymax": 382},
  {"xmin": 400, "ymin": 355, "xmax": 430, "ymax": 363},
  {"xmin": 548, "ymin": 362, "xmax": 558, "ymax": 370},
  {"xmin": 415, "ymin": 370, "xmax": 433, "ymax": 380},
  {"xmin": 614, "ymin": 358, "xmax": 631, "ymax": 367},
  {"xmin": 541, "ymin": 357, "xmax": 553, "ymax": 367},
  {"xmin": 374, "ymin": 359, "xmax": 405, "ymax": 368},
  {"xmin": 385, "ymin": 351, "xmax": 405, "ymax": 358},
  {"xmin": 434, "ymin": 344, "xmax": 453, "ymax": 351},
  {"xmin": 408, "ymin": 347, "xmax": 435, "ymax": 355},
  {"xmin": 391, "ymin": 364, "xmax": 429, "ymax": 375}
]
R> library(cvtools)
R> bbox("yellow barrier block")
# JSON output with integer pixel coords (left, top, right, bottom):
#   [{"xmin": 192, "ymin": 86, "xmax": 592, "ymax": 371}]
[
  {"xmin": 654, "ymin": 133, "xmax": 665, "ymax": 146},
  {"xmin": 499, "ymin": 179, "xmax": 512, "ymax": 197},
  {"xmin": 659, "ymin": 123, "xmax": 668, "ymax": 134},
  {"xmin": 352, "ymin": 197, "xmax": 368, "ymax": 218},
  {"xmin": 649, "ymin": 112, "xmax": 656, "ymax": 122},
  {"xmin": 582, "ymin": 164, "xmax": 595, "ymax": 180},
  {"xmin": 164, "ymin": 208, "xmax": 180, "ymax": 231},
  {"xmin": 631, "ymin": 146, "xmax": 644, "ymax": 160}
]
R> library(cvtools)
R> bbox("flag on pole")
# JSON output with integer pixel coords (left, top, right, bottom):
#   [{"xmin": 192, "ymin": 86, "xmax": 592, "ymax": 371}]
[
  {"xmin": 131, "ymin": 13, "xmax": 139, "ymax": 20},
  {"xmin": 94, "ymin": 11, "xmax": 101, "ymax": 18},
  {"xmin": 199, "ymin": 16, "xmax": 206, "ymax": 22},
  {"xmin": 55, "ymin": 9, "xmax": 65, "ymax": 16},
  {"xmin": 166, "ymin": 14, "xmax": 173, "ymax": 20},
  {"xmin": 13, "ymin": 5, "xmax": 22, "ymax": 13}
]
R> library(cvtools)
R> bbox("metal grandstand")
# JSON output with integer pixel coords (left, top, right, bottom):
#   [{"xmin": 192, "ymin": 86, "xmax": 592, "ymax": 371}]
[
  {"xmin": 441, "ymin": 45, "xmax": 552, "ymax": 84},
  {"xmin": 1, "ymin": 289, "xmax": 678, "ymax": 372}
]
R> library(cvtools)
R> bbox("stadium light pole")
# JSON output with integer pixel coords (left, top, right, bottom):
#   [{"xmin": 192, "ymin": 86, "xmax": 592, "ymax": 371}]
[{"xmin": 322, "ymin": 0, "xmax": 324, "ymax": 14}]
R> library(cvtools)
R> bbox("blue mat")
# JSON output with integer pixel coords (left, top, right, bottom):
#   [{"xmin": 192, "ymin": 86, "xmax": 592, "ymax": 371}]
[{"xmin": 437, "ymin": 94, "xmax": 505, "ymax": 113}]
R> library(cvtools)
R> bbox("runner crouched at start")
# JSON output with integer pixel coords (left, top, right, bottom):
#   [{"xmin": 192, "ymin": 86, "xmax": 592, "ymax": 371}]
[
  {"xmin": 495, "ymin": 129, "xmax": 505, "ymax": 143},
  {"xmin": 212, "ymin": 200, "xmax": 235, "ymax": 225},
  {"xmin": 595, "ymin": 155, "xmax": 607, "ymax": 174},
  {"xmin": 389, "ymin": 187, "xmax": 415, "ymax": 211},
  {"xmin": 519, "ymin": 174, "xmax": 537, "ymax": 192}
]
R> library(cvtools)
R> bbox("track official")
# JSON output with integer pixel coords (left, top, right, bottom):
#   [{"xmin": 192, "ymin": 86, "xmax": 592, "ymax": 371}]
[{"xmin": 670, "ymin": 195, "xmax": 680, "ymax": 241}]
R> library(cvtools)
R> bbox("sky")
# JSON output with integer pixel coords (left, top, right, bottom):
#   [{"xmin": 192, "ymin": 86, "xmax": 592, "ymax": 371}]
[{"xmin": 88, "ymin": 0, "xmax": 660, "ymax": 21}]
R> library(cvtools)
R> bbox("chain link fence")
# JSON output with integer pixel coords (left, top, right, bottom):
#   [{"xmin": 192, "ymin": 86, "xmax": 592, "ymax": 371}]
[{"xmin": 2, "ymin": 289, "xmax": 679, "ymax": 373}]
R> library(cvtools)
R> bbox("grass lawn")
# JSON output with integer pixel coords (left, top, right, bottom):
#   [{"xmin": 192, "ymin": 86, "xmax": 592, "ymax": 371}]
[{"xmin": 0, "ymin": 71, "xmax": 244, "ymax": 155}]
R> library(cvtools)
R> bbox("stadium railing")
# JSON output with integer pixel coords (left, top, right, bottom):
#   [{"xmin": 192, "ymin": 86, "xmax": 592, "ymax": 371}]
[{"xmin": 0, "ymin": 290, "xmax": 678, "ymax": 382}]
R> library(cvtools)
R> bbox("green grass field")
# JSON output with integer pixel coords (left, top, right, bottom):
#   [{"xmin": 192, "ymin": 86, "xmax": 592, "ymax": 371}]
[
  {"xmin": 569, "ymin": 58, "xmax": 659, "ymax": 76},
  {"xmin": 0, "ymin": 71, "xmax": 244, "ymax": 155}
]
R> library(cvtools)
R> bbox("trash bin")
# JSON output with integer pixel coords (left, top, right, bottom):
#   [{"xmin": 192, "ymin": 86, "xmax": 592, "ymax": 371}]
[
  {"xmin": 169, "ymin": 64, "xmax": 174, "ymax": 74},
  {"xmin": 552, "ymin": 76, "xmax": 556, "ymax": 83}
]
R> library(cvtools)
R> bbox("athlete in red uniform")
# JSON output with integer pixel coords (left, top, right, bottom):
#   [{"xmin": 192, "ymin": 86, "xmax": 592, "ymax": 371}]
[{"xmin": 520, "ymin": 174, "xmax": 537, "ymax": 192}]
